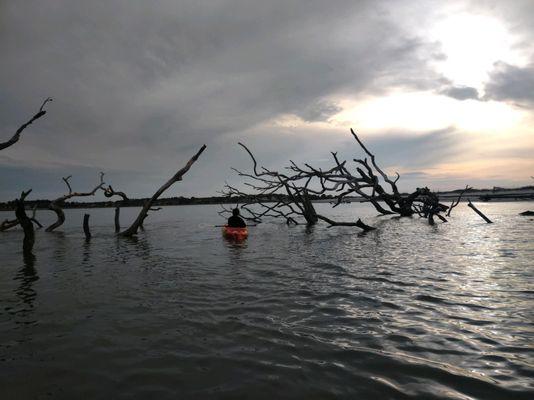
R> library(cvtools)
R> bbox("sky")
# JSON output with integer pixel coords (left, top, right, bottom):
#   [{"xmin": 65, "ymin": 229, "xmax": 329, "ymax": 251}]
[{"xmin": 1, "ymin": 0, "xmax": 533, "ymax": 200}]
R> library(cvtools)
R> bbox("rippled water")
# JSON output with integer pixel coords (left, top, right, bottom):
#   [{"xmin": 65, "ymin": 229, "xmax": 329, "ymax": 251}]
[{"xmin": 1, "ymin": 202, "xmax": 533, "ymax": 399}]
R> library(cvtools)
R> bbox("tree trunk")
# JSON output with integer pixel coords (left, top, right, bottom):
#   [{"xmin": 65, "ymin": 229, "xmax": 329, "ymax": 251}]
[
  {"xmin": 120, "ymin": 145, "xmax": 206, "ymax": 237},
  {"xmin": 83, "ymin": 214, "xmax": 91, "ymax": 240},
  {"xmin": 468, "ymin": 201, "xmax": 492, "ymax": 223},
  {"xmin": 15, "ymin": 194, "xmax": 35, "ymax": 254},
  {"xmin": 114, "ymin": 206, "xmax": 120, "ymax": 232},
  {"xmin": 46, "ymin": 202, "xmax": 66, "ymax": 232}
]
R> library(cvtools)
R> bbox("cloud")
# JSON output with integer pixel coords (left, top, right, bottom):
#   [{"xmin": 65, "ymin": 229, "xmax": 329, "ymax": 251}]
[
  {"xmin": 342, "ymin": 127, "xmax": 462, "ymax": 170},
  {"xmin": 483, "ymin": 62, "xmax": 534, "ymax": 106},
  {"xmin": 439, "ymin": 85, "xmax": 480, "ymax": 101},
  {"xmin": 295, "ymin": 100, "xmax": 343, "ymax": 122},
  {"xmin": 0, "ymin": 0, "xmax": 532, "ymax": 199},
  {"xmin": 0, "ymin": 0, "xmax": 449, "ymax": 199}
]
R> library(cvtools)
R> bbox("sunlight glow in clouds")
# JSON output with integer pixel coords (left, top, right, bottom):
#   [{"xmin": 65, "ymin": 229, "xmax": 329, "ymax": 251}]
[
  {"xmin": 332, "ymin": 92, "xmax": 524, "ymax": 133},
  {"xmin": 430, "ymin": 14, "xmax": 525, "ymax": 89}
]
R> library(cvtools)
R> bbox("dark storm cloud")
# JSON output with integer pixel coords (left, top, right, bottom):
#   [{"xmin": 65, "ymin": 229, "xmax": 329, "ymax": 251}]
[
  {"xmin": 483, "ymin": 62, "xmax": 534, "ymax": 106},
  {"xmin": 296, "ymin": 100, "xmax": 343, "ymax": 123},
  {"xmin": 439, "ymin": 85, "xmax": 480, "ymax": 101}
]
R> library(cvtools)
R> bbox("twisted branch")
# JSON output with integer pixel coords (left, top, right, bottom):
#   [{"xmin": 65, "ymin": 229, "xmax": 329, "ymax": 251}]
[
  {"xmin": 46, "ymin": 172, "xmax": 106, "ymax": 232},
  {"xmin": 1, "ymin": 98, "xmax": 52, "ymax": 151}
]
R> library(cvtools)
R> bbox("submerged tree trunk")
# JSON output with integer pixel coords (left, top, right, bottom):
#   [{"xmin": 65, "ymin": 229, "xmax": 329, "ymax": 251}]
[
  {"xmin": 15, "ymin": 190, "xmax": 35, "ymax": 254},
  {"xmin": 46, "ymin": 202, "xmax": 66, "ymax": 232},
  {"xmin": 468, "ymin": 201, "xmax": 492, "ymax": 223},
  {"xmin": 1, "ymin": 205, "xmax": 42, "ymax": 231},
  {"xmin": 120, "ymin": 145, "xmax": 207, "ymax": 237},
  {"xmin": 114, "ymin": 206, "xmax": 120, "ymax": 232},
  {"xmin": 83, "ymin": 214, "xmax": 91, "ymax": 240},
  {"xmin": 316, "ymin": 215, "xmax": 375, "ymax": 231},
  {"xmin": 447, "ymin": 185, "xmax": 470, "ymax": 217}
]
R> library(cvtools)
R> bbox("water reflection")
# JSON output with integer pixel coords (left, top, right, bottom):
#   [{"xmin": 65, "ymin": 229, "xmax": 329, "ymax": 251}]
[
  {"xmin": 49, "ymin": 231, "xmax": 69, "ymax": 263},
  {"xmin": 12, "ymin": 252, "xmax": 39, "ymax": 320}
]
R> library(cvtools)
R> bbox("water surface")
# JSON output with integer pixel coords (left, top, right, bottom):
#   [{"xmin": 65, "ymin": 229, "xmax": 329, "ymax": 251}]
[{"xmin": 1, "ymin": 202, "xmax": 533, "ymax": 399}]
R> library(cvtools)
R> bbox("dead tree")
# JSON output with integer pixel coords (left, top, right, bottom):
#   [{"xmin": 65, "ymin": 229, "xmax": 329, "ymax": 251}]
[
  {"xmin": 285, "ymin": 129, "xmax": 450, "ymax": 224},
  {"xmin": 468, "ymin": 200, "xmax": 493, "ymax": 223},
  {"xmin": 83, "ymin": 214, "xmax": 91, "ymax": 240},
  {"xmin": 1, "ymin": 98, "xmax": 52, "ymax": 151},
  {"xmin": 447, "ymin": 185, "xmax": 471, "ymax": 217},
  {"xmin": 411, "ymin": 188, "xmax": 449, "ymax": 225},
  {"xmin": 222, "ymin": 129, "xmax": 451, "ymax": 227},
  {"xmin": 220, "ymin": 142, "xmax": 375, "ymax": 231},
  {"xmin": 120, "ymin": 144, "xmax": 207, "ymax": 237},
  {"xmin": 14, "ymin": 190, "xmax": 35, "ymax": 254},
  {"xmin": 1, "ymin": 204, "xmax": 42, "ymax": 231},
  {"xmin": 102, "ymin": 183, "xmax": 129, "ymax": 232},
  {"xmin": 103, "ymin": 184, "xmax": 129, "ymax": 202},
  {"xmin": 46, "ymin": 173, "xmax": 105, "ymax": 232}
]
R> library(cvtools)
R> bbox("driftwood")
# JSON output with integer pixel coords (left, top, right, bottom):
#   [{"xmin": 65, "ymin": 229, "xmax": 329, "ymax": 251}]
[
  {"xmin": 468, "ymin": 200, "xmax": 493, "ymax": 223},
  {"xmin": 14, "ymin": 190, "xmax": 35, "ymax": 254},
  {"xmin": 114, "ymin": 206, "xmax": 121, "ymax": 232},
  {"xmin": 46, "ymin": 173, "xmax": 105, "ymax": 232},
  {"xmin": 120, "ymin": 144, "xmax": 207, "ymax": 237},
  {"xmin": 1, "ymin": 204, "xmax": 42, "ymax": 231},
  {"xmin": 101, "ymin": 183, "xmax": 129, "ymax": 232},
  {"xmin": 285, "ymin": 129, "xmax": 450, "ymax": 222},
  {"xmin": 447, "ymin": 185, "xmax": 471, "ymax": 217},
  {"xmin": 0, "ymin": 217, "xmax": 19, "ymax": 231},
  {"xmin": 220, "ymin": 141, "xmax": 375, "ymax": 230},
  {"xmin": 223, "ymin": 129, "xmax": 447, "ymax": 226},
  {"xmin": 1, "ymin": 98, "xmax": 52, "ymax": 151},
  {"xmin": 83, "ymin": 214, "xmax": 91, "ymax": 240},
  {"xmin": 220, "ymin": 128, "xmax": 453, "ymax": 227},
  {"xmin": 103, "ymin": 185, "xmax": 129, "ymax": 201},
  {"xmin": 316, "ymin": 215, "xmax": 375, "ymax": 231}
]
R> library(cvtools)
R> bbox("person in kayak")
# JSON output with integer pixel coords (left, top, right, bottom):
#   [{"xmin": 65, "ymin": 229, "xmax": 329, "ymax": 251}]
[{"xmin": 227, "ymin": 208, "xmax": 246, "ymax": 228}]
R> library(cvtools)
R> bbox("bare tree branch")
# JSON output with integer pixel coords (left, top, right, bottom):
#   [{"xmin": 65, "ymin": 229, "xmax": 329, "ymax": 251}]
[
  {"xmin": 1, "ymin": 98, "xmax": 52, "ymax": 151},
  {"xmin": 221, "ymin": 142, "xmax": 375, "ymax": 230},
  {"xmin": 46, "ymin": 172, "xmax": 105, "ymax": 232},
  {"xmin": 120, "ymin": 144, "xmax": 207, "ymax": 237},
  {"xmin": 447, "ymin": 185, "xmax": 471, "ymax": 217},
  {"xmin": 103, "ymin": 184, "xmax": 129, "ymax": 201}
]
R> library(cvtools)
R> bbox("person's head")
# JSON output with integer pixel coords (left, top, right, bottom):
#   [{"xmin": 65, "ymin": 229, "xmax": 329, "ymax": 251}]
[{"xmin": 232, "ymin": 208, "xmax": 240, "ymax": 216}]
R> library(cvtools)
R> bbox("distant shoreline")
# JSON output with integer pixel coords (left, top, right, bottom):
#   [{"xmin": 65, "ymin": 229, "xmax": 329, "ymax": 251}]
[{"xmin": 1, "ymin": 186, "xmax": 533, "ymax": 211}]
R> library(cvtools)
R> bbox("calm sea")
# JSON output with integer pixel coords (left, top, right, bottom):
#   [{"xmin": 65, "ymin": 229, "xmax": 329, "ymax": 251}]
[{"xmin": 1, "ymin": 202, "xmax": 533, "ymax": 399}]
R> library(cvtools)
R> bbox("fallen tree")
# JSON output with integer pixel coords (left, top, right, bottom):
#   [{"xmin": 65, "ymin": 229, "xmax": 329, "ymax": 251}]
[
  {"xmin": 447, "ymin": 185, "xmax": 471, "ymax": 217},
  {"xmin": 120, "ymin": 144, "xmax": 207, "ymax": 237},
  {"xmin": 221, "ymin": 129, "xmax": 454, "ymax": 228},
  {"xmin": 468, "ymin": 200, "xmax": 493, "ymax": 223},
  {"xmin": 1, "ymin": 98, "xmax": 52, "ymax": 151},
  {"xmin": 285, "ymin": 129, "xmax": 451, "ymax": 224},
  {"xmin": 46, "ymin": 173, "xmax": 106, "ymax": 232},
  {"xmin": 219, "ymin": 142, "xmax": 375, "ymax": 231}
]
